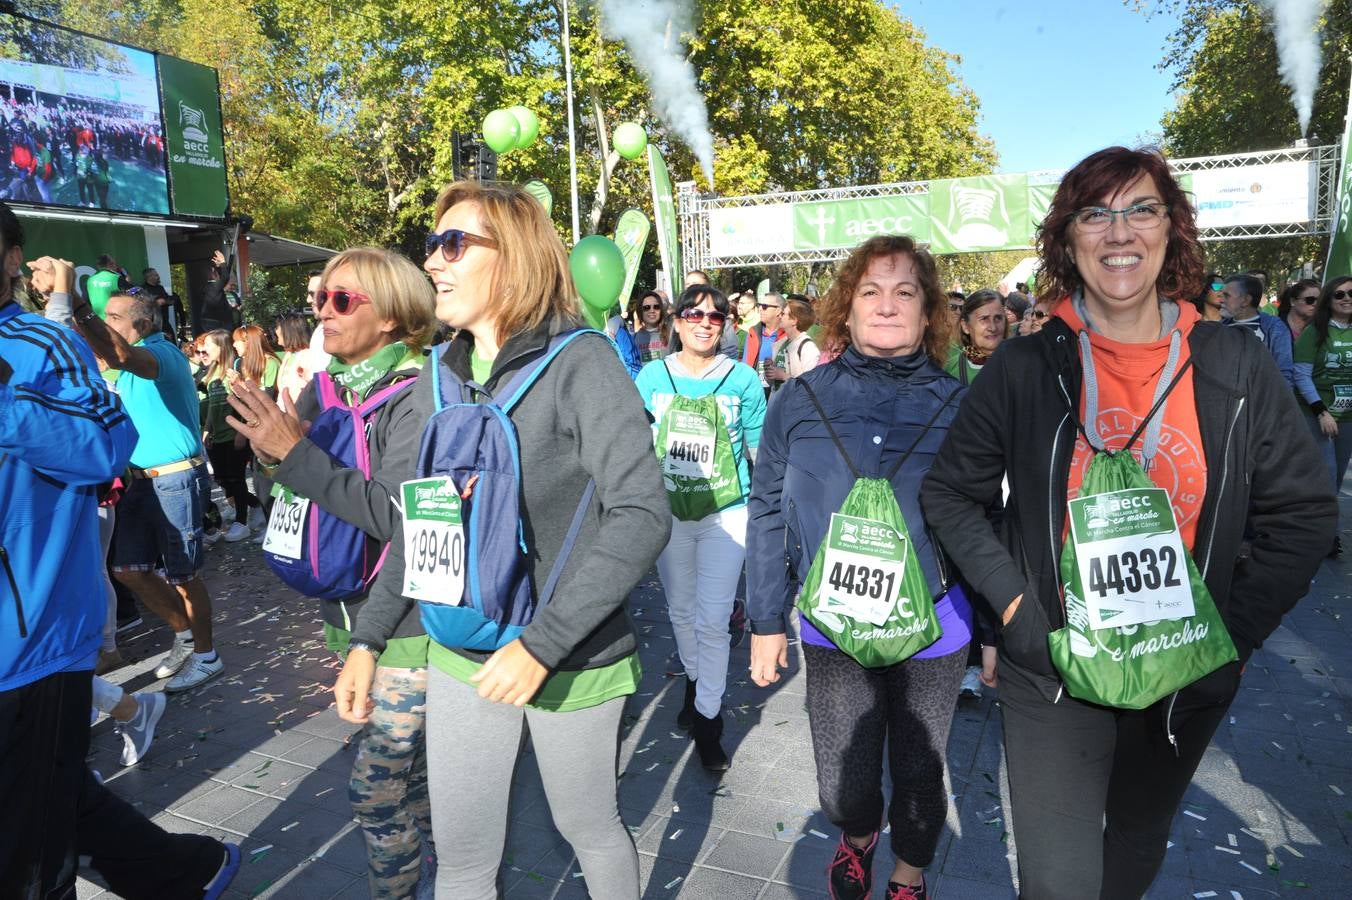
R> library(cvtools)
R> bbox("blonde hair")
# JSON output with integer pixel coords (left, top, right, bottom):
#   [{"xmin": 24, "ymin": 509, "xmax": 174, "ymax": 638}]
[
  {"xmin": 431, "ymin": 180, "xmax": 579, "ymax": 342},
  {"xmin": 202, "ymin": 330, "xmax": 235, "ymax": 383},
  {"xmin": 319, "ymin": 246, "xmax": 437, "ymax": 349}
]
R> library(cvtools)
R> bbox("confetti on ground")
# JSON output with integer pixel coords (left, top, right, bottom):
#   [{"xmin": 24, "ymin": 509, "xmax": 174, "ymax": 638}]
[
  {"xmin": 1272, "ymin": 741, "xmax": 1285, "ymax": 750},
  {"xmin": 672, "ymin": 803, "xmax": 680, "ymax": 813},
  {"xmin": 664, "ymin": 877, "xmax": 683, "ymax": 890},
  {"xmin": 1194, "ymin": 892, "xmax": 1218, "ymax": 898},
  {"xmin": 280, "ymin": 822, "xmax": 298, "ymax": 832},
  {"xmin": 809, "ymin": 829, "xmax": 830, "ymax": 840},
  {"xmin": 1213, "ymin": 845, "xmax": 1240, "ymax": 855},
  {"xmin": 1183, "ymin": 810, "xmax": 1207, "ymax": 821},
  {"xmin": 669, "ymin": 829, "xmax": 683, "ymax": 840},
  {"xmin": 1238, "ymin": 860, "xmax": 1263, "ymax": 875},
  {"xmin": 1231, "ymin": 892, "xmax": 1244, "ymax": 900},
  {"xmin": 1331, "ymin": 784, "xmax": 1344, "ymax": 796},
  {"xmin": 1227, "ymin": 833, "xmax": 1237, "ymax": 847},
  {"xmin": 314, "ymin": 788, "xmax": 333, "ymax": 797},
  {"xmin": 1281, "ymin": 845, "xmax": 1304, "ymax": 858},
  {"xmin": 1280, "ymin": 879, "xmax": 1310, "ymax": 888}
]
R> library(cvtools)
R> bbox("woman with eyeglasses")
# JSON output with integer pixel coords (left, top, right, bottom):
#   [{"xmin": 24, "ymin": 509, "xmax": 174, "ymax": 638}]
[
  {"xmin": 321, "ymin": 181, "xmax": 668, "ymax": 899},
  {"xmin": 1294, "ymin": 274, "xmax": 1352, "ymax": 557},
  {"xmin": 635, "ymin": 285, "xmax": 766, "ymax": 770},
  {"xmin": 1278, "ymin": 278, "xmax": 1322, "ymax": 341},
  {"xmin": 225, "ymin": 246, "xmax": 439, "ymax": 898},
  {"xmin": 944, "ymin": 288, "xmax": 1005, "ymax": 384},
  {"xmin": 748, "ymin": 235, "xmax": 969, "ymax": 900},
  {"xmin": 1191, "ymin": 272, "xmax": 1226, "ymax": 322},
  {"xmin": 634, "ymin": 289, "xmax": 672, "ymax": 362},
  {"xmin": 921, "ymin": 146, "xmax": 1335, "ymax": 898}
]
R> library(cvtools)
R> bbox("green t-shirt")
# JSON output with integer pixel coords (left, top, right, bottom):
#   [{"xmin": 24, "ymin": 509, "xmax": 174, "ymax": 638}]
[
  {"xmin": 429, "ymin": 642, "xmax": 641, "ymax": 712},
  {"xmin": 261, "ymin": 354, "xmax": 280, "ymax": 390},
  {"xmin": 325, "ymin": 623, "xmax": 429, "ymax": 669},
  {"xmin": 944, "ymin": 343, "xmax": 983, "ymax": 385},
  {"xmin": 470, "ymin": 346, "xmax": 493, "ymax": 384},
  {"xmin": 203, "ymin": 377, "xmax": 234, "ymax": 445},
  {"xmin": 1295, "ymin": 321, "xmax": 1352, "ymax": 422}
]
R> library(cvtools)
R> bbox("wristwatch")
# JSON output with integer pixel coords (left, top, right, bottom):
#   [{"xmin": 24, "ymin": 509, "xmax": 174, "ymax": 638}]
[{"xmin": 347, "ymin": 640, "xmax": 382, "ymax": 660}]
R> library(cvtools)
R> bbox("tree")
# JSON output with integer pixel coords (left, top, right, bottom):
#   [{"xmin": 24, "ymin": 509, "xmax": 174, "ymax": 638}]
[{"xmin": 1143, "ymin": 0, "xmax": 1352, "ymax": 279}]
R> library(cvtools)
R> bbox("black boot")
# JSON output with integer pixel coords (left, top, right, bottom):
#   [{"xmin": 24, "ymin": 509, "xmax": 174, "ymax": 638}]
[
  {"xmin": 692, "ymin": 709, "xmax": 730, "ymax": 772},
  {"xmin": 676, "ymin": 676, "xmax": 697, "ymax": 731}
]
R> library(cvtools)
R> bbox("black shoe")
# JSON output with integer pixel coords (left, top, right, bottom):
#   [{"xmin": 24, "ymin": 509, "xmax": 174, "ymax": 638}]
[
  {"xmin": 1331, "ymin": 535, "xmax": 1343, "ymax": 558},
  {"xmin": 676, "ymin": 676, "xmax": 697, "ymax": 732},
  {"xmin": 827, "ymin": 831, "xmax": 876, "ymax": 900},
  {"xmin": 728, "ymin": 598, "xmax": 747, "ymax": 648},
  {"xmin": 691, "ymin": 709, "xmax": 730, "ymax": 772},
  {"xmin": 115, "ymin": 612, "xmax": 143, "ymax": 635}
]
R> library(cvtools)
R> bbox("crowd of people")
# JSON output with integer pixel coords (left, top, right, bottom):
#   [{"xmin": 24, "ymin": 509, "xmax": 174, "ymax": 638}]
[{"xmin": 1, "ymin": 143, "xmax": 1348, "ymax": 900}]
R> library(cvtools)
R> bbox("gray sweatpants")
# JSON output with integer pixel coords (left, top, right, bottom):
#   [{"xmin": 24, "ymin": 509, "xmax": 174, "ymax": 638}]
[{"xmin": 425, "ymin": 665, "xmax": 638, "ymax": 899}]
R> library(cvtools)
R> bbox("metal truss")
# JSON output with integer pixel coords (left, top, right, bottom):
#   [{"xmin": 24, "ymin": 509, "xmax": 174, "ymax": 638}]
[{"xmin": 677, "ymin": 143, "xmax": 1343, "ymax": 270}]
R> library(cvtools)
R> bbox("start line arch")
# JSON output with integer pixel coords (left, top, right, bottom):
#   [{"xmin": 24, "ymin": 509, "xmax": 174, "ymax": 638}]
[{"xmin": 676, "ymin": 142, "xmax": 1342, "ymax": 273}]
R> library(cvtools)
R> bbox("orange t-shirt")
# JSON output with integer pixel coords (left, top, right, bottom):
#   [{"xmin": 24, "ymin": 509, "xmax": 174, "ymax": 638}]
[{"xmin": 1057, "ymin": 298, "xmax": 1208, "ymax": 549}]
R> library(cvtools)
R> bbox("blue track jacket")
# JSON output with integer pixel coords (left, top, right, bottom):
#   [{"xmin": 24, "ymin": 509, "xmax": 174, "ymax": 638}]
[{"xmin": 0, "ymin": 300, "xmax": 136, "ymax": 692}]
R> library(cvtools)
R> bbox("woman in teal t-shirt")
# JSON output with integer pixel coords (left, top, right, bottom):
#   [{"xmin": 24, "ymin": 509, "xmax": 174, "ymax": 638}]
[
  {"xmin": 1293, "ymin": 274, "xmax": 1352, "ymax": 556},
  {"xmin": 635, "ymin": 284, "xmax": 766, "ymax": 771}
]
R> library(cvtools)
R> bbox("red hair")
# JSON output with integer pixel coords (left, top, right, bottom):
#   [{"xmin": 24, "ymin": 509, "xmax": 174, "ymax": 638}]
[{"xmin": 1035, "ymin": 146, "xmax": 1204, "ymax": 304}]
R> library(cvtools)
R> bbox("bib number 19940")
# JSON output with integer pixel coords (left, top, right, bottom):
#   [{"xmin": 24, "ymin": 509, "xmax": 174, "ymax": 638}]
[
  {"xmin": 400, "ymin": 477, "xmax": 465, "ymax": 606},
  {"xmin": 262, "ymin": 488, "xmax": 309, "ymax": 560}
]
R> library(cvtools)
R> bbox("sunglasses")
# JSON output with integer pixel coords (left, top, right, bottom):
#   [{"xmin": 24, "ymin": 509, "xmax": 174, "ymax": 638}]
[
  {"xmin": 1295, "ymin": 295, "xmax": 1319, "ymax": 305},
  {"xmin": 640, "ymin": 304, "xmax": 663, "ymax": 312},
  {"xmin": 314, "ymin": 288, "xmax": 372, "ymax": 315},
  {"xmin": 679, "ymin": 308, "xmax": 728, "ymax": 327},
  {"xmin": 948, "ymin": 303, "xmax": 963, "ymax": 312},
  {"xmin": 1029, "ymin": 310, "xmax": 1049, "ymax": 320},
  {"xmin": 1333, "ymin": 289, "xmax": 1352, "ymax": 301},
  {"xmin": 756, "ymin": 303, "xmax": 781, "ymax": 311},
  {"xmin": 1209, "ymin": 282, "xmax": 1225, "ymax": 292},
  {"xmin": 425, "ymin": 228, "xmax": 498, "ymax": 263}
]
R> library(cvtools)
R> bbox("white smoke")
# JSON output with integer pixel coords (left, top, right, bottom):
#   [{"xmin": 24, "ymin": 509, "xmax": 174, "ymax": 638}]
[
  {"xmin": 1256, "ymin": 0, "xmax": 1328, "ymax": 136},
  {"xmin": 596, "ymin": 0, "xmax": 715, "ymax": 184}
]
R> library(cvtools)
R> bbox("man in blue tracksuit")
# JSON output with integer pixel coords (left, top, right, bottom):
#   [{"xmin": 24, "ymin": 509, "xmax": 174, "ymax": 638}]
[
  {"xmin": 1223, "ymin": 273, "xmax": 1296, "ymax": 388},
  {"xmin": 0, "ymin": 203, "xmax": 137, "ymax": 895}
]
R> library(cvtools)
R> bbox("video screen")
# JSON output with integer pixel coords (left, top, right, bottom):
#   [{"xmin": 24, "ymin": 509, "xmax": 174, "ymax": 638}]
[{"xmin": 0, "ymin": 15, "xmax": 168, "ymax": 214}]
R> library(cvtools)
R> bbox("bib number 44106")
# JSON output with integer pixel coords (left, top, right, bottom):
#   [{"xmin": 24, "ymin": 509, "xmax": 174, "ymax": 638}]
[{"xmin": 401, "ymin": 477, "xmax": 465, "ymax": 606}]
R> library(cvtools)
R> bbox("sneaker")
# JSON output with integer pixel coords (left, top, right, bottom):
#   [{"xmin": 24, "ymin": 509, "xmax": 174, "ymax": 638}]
[
  {"xmin": 153, "ymin": 639, "xmax": 195, "ymax": 679},
  {"xmin": 119, "ymin": 691, "xmax": 166, "ymax": 766},
  {"xmin": 222, "ymin": 522, "xmax": 250, "ymax": 543},
  {"xmin": 885, "ymin": 878, "xmax": 927, "ymax": 900},
  {"xmin": 166, "ymin": 654, "xmax": 224, "ymax": 692},
  {"xmin": 1331, "ymin": 535, "xmax": 1343, "ymax": 558},
  {"xmin": 827, "ymin": 831, "xmax": 877, "ymax": 900},
  {"xmin": 95, "ymin": 649, "xmax": 124, "ymax": 676},
  {"xmin": 959, "ymin": 665, "xmax": 983, "ymax": 700},
  {"xmin": 115, "ymin": 612, "xmax": 143, "ymax": 635},
  {"xmin": 252, "ymin": 528, "xmax": 267, "ymax": 545},
  {"xmin": 728, "ymin": 597, "xmax": 747, "ymax": 649},
  {"xmin": 203, "ymin": 528, "xmax": 223, "ymax": 546},
  {"xmin": 247, "ymin": 506, "xmax": 266, "ymax": 531},
  {"xmin": 203, "ymin": 843, "xmax": 241, "ymax": 900}
]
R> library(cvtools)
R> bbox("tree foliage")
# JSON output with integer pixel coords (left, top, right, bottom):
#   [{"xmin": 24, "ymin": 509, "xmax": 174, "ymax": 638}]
[{"xmin": 1142, "ymin": 0, "xmax": 1351, "ymax": 278}]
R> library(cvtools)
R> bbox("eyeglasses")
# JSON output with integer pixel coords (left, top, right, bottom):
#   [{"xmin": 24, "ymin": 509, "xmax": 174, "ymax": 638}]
[
  {"xmin": 1333, "ymin": 289, "xmax": 1352, "ymax": 301},
  {"xmin": 1209, "ymin": 282, "xmax": 1225, "ymax": 292},
  {"xmin": 948, "ymin": 303, "xmax": 963, "ymax": 313},
  {"xmin": 678, "ymin": 308, "xmax": 728, "ymax": 327},
  {"xmin": 1029, "ymin": 310, "xmax": 1049, "ymax": 320},
  {"xmin": 425, "ymin": 228, "xmax": 498, "ymax": 263},
  {"xmin": 314, "ymin": 288, "xmax": 372, "ymax": 315},
  {"xmin": 1295, "ymin": 294, "xmax": 1319, "ymax": 305},
  {"xmin": 640, "ymin": 304, "xmax": 663, "ymax": 312},
  {"xmin": 1071, "ymin": 202, "xmax": 1170, "ymax": 233},
  {"xmin": 756, "ymin": 303, "xmax": 781, "ymax": 311}
]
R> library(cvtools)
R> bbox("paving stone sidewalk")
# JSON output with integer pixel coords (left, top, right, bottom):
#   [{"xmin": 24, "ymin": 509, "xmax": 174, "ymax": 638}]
[{"xmin": 81, "ymin": 493, "xmax": 1352, "ymax": 899}]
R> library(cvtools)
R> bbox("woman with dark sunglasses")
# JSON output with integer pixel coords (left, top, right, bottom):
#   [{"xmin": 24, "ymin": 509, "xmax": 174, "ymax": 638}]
[
  {"xmin": 1278, "ymin": 277, "xmax": 1322, "ymax": 341},
  {"xmin": 1191, "ymin": 271, "xmax": 1226, "ymax": 322},
  {"xmin": 635, "ymin": 285, "xmax": 766, "ymax": 770},
  {"xmin": 1294, "ymin": 274, "xmax": 1352, "ymax": 557},
  {"xmin": 225, "ymin": 246, "xmax": 440, "ymax": 898},
  {"xmin": 326, "ymin": 180, "xmax": 668, "ymax": 899},
  {"xmin": 633, "ymin": 289, "xmax": 673, "ymax": 361}
]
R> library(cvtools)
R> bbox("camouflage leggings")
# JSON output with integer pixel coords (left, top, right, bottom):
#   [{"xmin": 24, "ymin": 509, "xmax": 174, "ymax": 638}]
[{"xmin": 349, "ymin": 665, "xmax": 434, "ymax": 899}]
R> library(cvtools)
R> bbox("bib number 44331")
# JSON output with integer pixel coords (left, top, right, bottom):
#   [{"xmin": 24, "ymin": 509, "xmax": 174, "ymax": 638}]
[
  {"xmin": 818, "ymin": 513, "xmax": 910, "ymax": 627},
  {"xmin": 400, "ymin": 477, "xmax": 465, "ymax": 606}
]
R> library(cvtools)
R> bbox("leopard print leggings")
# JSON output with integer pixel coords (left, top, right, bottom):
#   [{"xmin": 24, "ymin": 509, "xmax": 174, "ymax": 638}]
[{"xmin": 803, "ymin": 643, "xmax": 966, "ymax": 867}]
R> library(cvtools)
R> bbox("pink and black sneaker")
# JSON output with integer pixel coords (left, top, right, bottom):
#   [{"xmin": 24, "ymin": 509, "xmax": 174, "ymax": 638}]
[
  {"xmin": 885, "ymin": 877, "xmax": 927, "ymax": 900},
  {"xmin": 827, "ymin": 831, "xmax": 877, "ymax": 900}
]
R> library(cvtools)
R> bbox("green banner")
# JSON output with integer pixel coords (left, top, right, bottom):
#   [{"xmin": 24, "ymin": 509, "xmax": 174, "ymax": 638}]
[
  {"xmin": 612, "ymin": 207, "xmax": 650, "ymax": 308},
  {"xmin": 17, "ymin": 215, "xmax": 148, "ymax": 298},
  {"xmin": 158, "ymin": 54, "xmax": 229, "ymax": 218},
  {"xmin": 1027, "ymin": 178, "xmax": 1059, "ymax": 236},
  {"xmin": 648, "ymin": 145, "xmax": 682, "ymax": 296},
  {"xmin": 1326, "ymin": 77, "xmax": 1352, "ymax": 281},
  {"xmin": 793, "ymin": 194, "xmax": 931, "ymax": 250},
  {"xmin": 524, "ymin": 179, "xmax": 553, "ymax": 216},
  {"xmin": 929, "ymin": 174, "xmax": 1031, "ymax": 254}
]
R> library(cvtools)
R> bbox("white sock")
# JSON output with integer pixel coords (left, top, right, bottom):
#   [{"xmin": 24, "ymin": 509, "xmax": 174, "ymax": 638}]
[
  {"xmin": 193, "ymin": 650, "xmax": 218, "ymax": 663},
  {"xmin": 175, "ymin": 629, "xmax": 194, "ymax": 644}
]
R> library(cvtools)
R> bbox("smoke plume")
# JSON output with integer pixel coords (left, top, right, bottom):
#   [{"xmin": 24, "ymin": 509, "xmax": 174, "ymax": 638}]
[
  {"xmin": 596, "ymin": 0, "xmax": 715, "ymax": 184},
  {"xmin": 1256, "ymin": 0, "xmax": 1328, "ymax": 136}
]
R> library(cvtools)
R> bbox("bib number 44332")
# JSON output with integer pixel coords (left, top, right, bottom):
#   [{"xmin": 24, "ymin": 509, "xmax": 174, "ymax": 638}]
[{"xmin": 400, "ymin": 477, "xmax": 465, "ymax": 606}]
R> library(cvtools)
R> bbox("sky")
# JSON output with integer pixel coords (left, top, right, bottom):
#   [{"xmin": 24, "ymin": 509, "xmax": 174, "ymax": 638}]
[{"xmin": 896, "ymin": 0, "xmax": 1183, "ymax": 174}]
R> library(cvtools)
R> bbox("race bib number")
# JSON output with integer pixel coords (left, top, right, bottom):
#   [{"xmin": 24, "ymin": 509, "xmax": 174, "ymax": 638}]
[
  {"xmin": 262, "ymin": 488, "xmax": 308, "ymax": 560},
  {"xmin": 1331, "ymin": 384, "xmax": 1352, "ymax": 414},
  {"xmin": 400, "ymin": 477, "xmax": 465, "ymax": 606},
  {"xmin": 663, "ymin": 409, "xmax": 716, "ymax": 479},
  {"xmin": 818, "ymin": 512, "xmax": 910, "ymax": 627},
  {"xmin": 1068, "ymin": 487, "xmax": 1195, "ymax": 629}
]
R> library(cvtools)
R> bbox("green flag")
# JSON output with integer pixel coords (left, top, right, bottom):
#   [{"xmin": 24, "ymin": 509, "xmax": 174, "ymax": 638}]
[
  {"xmin": 929, "ymin": 174, "xmax": 1031, "ymax": 254},
  {"xmin": 647, "ymin": 146, "xmax": 683, "ymax": 296},
  {"xmin": 158, "ymin": 54, "xmax": 230, "ymax": 218},
  {"xmin": 612, "ymin": 207, "xmax": 650, "ymax": 309},
  {"xmin": 523, "ymin": 179, "xmax": 553, "ymax": 216},
  {"xmin": 1326, "ymin": 74, "xmax": 1352, "ymax": 281}
]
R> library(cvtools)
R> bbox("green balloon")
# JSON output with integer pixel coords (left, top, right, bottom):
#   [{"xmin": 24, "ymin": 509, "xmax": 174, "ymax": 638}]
[
  {"xmin": 482, "ymin": 109, "xmax": 520, "ymax": 154},
  {"xmin": 570, "ymin": 235, "xmax": 626, "ymax": 324},
  {"xmin": 508, "ymin": 106, "xmax": 539, "ymax": 150},
  {"xmin": 612, "ymin": 122, "xmax": 648, "ymax": 160}
]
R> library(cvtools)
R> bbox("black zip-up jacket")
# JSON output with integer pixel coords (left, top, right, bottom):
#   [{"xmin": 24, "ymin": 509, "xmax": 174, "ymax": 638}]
[{"xmin": 921, "ymin": 316, "xmax": 1336, "ymax": 707}]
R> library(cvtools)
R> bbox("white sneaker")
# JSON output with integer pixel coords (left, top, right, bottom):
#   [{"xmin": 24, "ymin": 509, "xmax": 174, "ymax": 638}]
[
  {"xmin": 166, "ymin": 654, "xmax": 224, "ymax": 693},
  {"xmin": 247, "ymin": 506, "xmax": 266, "ymax": 531},
  {"xmin": 154, "ymin": 639, "xmax": 195, "ymax": 679},
  {"xmin": 222, "ymin": 522, "xmax": 250, "ymax": 542},
  {"xmin": 119, "ymin": 692, "xmax": 166, "ymax": 766},
  {"xmin": 959, "ymin": 665, "xmax": 984, "ymax": 699}
]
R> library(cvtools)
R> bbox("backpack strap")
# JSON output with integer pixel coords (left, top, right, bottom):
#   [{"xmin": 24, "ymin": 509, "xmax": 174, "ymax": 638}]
[
  {"xmin": 496, "ymin": 329, "xmax": 603, "ymax": 413},
  {"xmin": 884, "ymin": 391, "xmax": 960, "ymax": 480},
  {"xmin": 538, "ymin": 479, "xmax": 596, "ymax": 608},
  {"xmin": 799, "ymin": 378, "xmax": 861, "ymax": 479},
  {"xmin": 357, "ymin": 377, "xmax": 414, "ymax": 417},
  {"xmin": 663, "ymin": 358, "xmax": 734, "ymax": 397},
  {"xmin": 313, "ymin": 371, "xmax": 341, "ymax": 409}
]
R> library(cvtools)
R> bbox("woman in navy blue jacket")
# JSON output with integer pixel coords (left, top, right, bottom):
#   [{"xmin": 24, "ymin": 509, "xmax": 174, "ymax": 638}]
[{"xmin": 746, "ymin": 235, "xmax": 971, "ymax": 900}]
